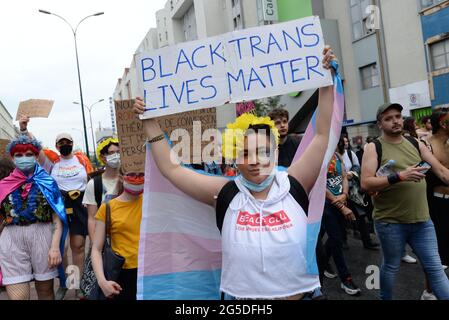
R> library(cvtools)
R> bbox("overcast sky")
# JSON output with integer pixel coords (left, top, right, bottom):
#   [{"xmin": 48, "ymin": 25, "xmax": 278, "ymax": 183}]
[{"xmin": 0, "ymin": 0, "xmax": 166, "ymax": 152}]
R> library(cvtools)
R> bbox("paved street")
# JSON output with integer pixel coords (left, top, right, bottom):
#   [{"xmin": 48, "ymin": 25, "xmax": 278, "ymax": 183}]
[{"xmin": 2, "ymin": 230, "xmax": 448, "ymax": 300}]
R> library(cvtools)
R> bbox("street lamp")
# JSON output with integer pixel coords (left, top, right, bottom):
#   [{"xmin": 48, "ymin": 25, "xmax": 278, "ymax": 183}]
[
  {"xmin": 73, "ymin": 99, "xmax": 104, "ymax": 152},
  {"xmin": 39, "ymin": 9, "xmax": 104, "ymax": 159}
]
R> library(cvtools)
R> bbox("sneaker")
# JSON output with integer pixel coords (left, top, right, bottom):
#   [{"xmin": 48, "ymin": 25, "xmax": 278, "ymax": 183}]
[
  {"xmin": 341, "ymin": 277, "xmax": 361, "ymax": 296},
  {"xmin": 55, "ymin": 287, "xmax": 68, "ymax": 300},
  {"xmin": 421, "ymin": 290, "xmax": 437, "ymax": 300},
  {"xmin": 443, "ymin": 265, "xmax": 448, "ymax": 270},
  {"xmin": 324, "ymin": 269, "xmax": 338, "ymax": 279},
  {"xmin": 402, "ymin": 254, "xmax": 417, "ymax": 264}
]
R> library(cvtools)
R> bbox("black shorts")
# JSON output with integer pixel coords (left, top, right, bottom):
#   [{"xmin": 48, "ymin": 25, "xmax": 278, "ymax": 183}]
[{"xmin": 62, "ymin": 190, "xmax": 88, "ymax": 237}]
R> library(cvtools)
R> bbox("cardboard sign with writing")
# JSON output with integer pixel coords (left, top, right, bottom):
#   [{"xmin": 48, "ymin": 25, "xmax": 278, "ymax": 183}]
[
  {"xmin": 0, "ymin": 139, "xmax": 11, "ymax": 159},
  {"xmin": 115, "ymin": 100, "xmax": 216, "ymax": 173},
  {"xmin": 16, "ymin": 99, "xmax": 54, "ymax": 120}
]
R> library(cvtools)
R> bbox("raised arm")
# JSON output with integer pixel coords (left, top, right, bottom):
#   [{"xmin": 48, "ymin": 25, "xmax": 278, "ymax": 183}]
[
  {"xmin": 134, "ymin": 102, "xmax": 228, "ymax": 207},
  {"xmin": 288, "ymin": 46, "xmax": 335, "ymax": 194},
  {"xmin": 18, "ymin": 116, "xmax": 53, "ymax": 170}
]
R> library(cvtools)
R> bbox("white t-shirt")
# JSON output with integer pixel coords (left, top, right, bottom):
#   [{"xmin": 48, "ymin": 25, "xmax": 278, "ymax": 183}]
[
  {"xmin": 50, "ymin": 156, "xmax": 88, "ymax": 192},
  {"xmin": 82, "ymin": 176, "xmax": 119, "ymax": 206},
  {"xmin": 342, "ymin": 150, "xmax": 360, "ymax": 173},
  {"xmin": 220, "ymin": 171, "xmax": 320, "ymax": 299}
]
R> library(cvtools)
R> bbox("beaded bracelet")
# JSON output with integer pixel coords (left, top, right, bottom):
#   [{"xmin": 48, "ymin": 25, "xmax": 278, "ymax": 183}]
[{"xmin": 147, "ymin": 134, "xmax": 165, "ymax": 144}]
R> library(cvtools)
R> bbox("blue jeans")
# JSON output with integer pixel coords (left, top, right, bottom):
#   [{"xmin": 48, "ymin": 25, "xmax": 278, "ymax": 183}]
[{"xmin": 375, "ymin": 219, "xmax": 449, "ymax": 300}]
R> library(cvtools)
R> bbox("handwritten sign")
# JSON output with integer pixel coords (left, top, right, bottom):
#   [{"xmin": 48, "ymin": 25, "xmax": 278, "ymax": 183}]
[
  {"xmin": 136, "ymin": 16, "xmax": 332, "ymax": 119},
  {"xmin": 16, "ymin": 99, "xmax": 54, "ymax": 121},
  {"xmin": 115, "ymin": 100, "xmax": 216, "ymax": 173},
  {"xmin": 0, "ymin": 139, "xmax": 11, "ymax": 159}
]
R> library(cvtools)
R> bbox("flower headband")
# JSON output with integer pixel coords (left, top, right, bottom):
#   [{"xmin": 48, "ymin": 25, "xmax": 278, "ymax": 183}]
[
  {"xmin": 222, "ymin": 113, "xmax": 280, "ymax": 160},
  {"xmin": 96, "ymin": 137, "xmax": 120, "ymax": 165},
  {"xmin": 7, "ymin": 135, "xmax": 42, "ymax": 156}
]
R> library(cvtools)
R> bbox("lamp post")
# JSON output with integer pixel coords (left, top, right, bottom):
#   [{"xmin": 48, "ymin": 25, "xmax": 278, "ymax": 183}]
[
  {"xmin": 38, "ymin": 9, "xmax": 104, "ymax": 159},
  {"xmin": 73, "ymin": 99, "xmax": 104, "ymax": 152}
]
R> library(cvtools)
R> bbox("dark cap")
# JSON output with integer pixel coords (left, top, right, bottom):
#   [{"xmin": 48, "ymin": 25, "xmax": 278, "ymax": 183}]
[{"xmin": 376, "ymin": 103, "xmax": 403, "ymax": 121}]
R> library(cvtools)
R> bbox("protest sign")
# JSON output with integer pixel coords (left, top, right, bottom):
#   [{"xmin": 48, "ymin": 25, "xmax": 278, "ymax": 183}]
[
  {"xmin": 136, "ymin": 16, "xmax": 332, "ymax": 119},
  {"xmin": 16, "ymin": 99, "xmax": 54, "ymax": 120},
  {"xmin": 0, "ymin": 139, "xmax": 11, "ymax": 158},
  {"xmin": 115, "ymin": 100, "xmax": 216, "ymax": 173}
]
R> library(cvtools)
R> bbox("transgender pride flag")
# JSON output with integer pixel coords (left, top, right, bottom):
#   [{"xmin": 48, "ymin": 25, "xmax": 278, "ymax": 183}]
[
  {"xmin": 137, "ymin": 61, "xmax": 344, "ymax": 299},
  {"xmin": 293, "ymin": 60, "xmax": 345, "ymax": 274},
  {"xmin": 137, "ymin": 152, "xmax": 222, "ymax": 300}
]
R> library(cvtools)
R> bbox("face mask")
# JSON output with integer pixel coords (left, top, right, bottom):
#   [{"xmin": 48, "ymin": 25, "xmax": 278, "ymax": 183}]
[
  {"xmin": 59, "ymin": 144, "xmax": 73, "ymax": 156},
  {"xmin": 238, "ymin": 169, "xmax": 276, "ymax": 193},
  {"xmin": 105, "ymin": 153, "xmax": 121, "ymax": 169},
  {"xmin": 123, "ymin": 182, "xmax": 144, "ymax": 196},
  {"xmin": 14, "ymin": 156, "xmax": 36, "ymax": 173}
]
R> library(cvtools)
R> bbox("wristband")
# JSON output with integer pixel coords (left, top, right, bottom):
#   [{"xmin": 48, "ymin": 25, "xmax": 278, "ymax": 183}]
[
  {"xmin": 387, "ymin": 173, "xmax": 400, "ymax": 185},
  {"xmin": 147, "ymin": 134, "xmax": 165, "ymax": 144}
]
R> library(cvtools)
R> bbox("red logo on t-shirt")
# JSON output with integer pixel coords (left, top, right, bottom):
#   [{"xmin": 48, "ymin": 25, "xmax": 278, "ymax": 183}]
[{"xmin": 237, "ymin": 210, "xmax": 291, "ymax": 227}]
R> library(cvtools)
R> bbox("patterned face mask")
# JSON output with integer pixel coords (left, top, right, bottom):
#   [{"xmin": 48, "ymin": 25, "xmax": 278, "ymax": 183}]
[{"xmin": 105, "ymin": 153, "xmax": 121, "ymax": 169}]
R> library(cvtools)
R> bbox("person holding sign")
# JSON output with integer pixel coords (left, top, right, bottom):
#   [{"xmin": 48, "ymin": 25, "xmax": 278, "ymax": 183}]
[
  {"xmin": 19, "ymin": 117, "xmax": 93, "ymax": 300},
  {"xmin": 133, "ymin": 46, "xmax": 336, "ymax": 300}
]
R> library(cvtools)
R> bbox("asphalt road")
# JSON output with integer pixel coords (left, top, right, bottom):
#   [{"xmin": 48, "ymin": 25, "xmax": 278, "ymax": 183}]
[{"xmin": 1, "ymin": 230, "xmax": 448, "ymax": 300}]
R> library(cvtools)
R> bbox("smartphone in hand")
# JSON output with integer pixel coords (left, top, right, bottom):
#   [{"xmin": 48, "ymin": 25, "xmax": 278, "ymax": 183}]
[{"xmin": 416, "ymin": 161, "xmax": 431, "ymax": 174}]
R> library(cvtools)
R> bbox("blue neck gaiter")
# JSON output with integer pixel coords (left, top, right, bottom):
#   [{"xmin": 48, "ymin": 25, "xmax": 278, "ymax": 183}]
[{"xmin": 239, "ymin": 171, "xmax": 275, "ymax": 193}]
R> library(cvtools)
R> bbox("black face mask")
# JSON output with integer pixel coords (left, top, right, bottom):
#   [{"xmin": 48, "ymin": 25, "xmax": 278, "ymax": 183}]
[{"xmin": 59, "ymin": 145, "xmax": 73, "ymax": 156}]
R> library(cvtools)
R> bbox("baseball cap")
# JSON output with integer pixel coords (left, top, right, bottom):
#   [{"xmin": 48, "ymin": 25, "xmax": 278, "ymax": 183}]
[
  {"xmin": 55, "ymin": 133, "xmax": 73, "ymax": 144},
  {"xmin": 376, "ymin": 103, "xmax": 403, "ymax": 121}
]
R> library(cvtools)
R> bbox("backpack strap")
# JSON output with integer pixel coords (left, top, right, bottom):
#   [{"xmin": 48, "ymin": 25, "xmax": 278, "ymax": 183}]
[
  {"xmin": 373, "ymin": 139, "xmax": 382, "ymax": 171},
  {"xmin": 216, "ymin": 180, "xmax": 239, "ymax": 233},
  {"xmin": 404, "ymin": 136, "xmax": 421, "ymax": 155},
  {"xmin": 93, "ymin": 175, "xmax": 104, "ymax": 209},
  {"xmin": 288, "ymin": 175, "xmax": 309, "ymax": 216}
]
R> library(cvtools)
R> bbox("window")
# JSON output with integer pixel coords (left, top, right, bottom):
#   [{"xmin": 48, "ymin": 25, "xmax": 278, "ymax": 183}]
[
  {"xmin": 430, "ymin": 38, "xmax": 449, "ymax": 71},
  {"xmin": 350, "ymin": 0, "xmax": 374, "ymax": 41},
  {"xmin": 360, "ymin": 63, "xmax": 380, "ymax": 90},
  {"xmin": 420, "ymin": 0, "xmax": 445, "ymax": 10}
]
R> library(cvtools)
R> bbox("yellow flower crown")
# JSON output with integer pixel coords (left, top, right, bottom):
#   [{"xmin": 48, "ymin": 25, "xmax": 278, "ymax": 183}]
[
  {"xmin": 222, "ymin": 113, "xmax": 280, "ymax": 160},
  {"xmin": 96, "ymin": 137, "xmax": 120, "ymax": 165}
]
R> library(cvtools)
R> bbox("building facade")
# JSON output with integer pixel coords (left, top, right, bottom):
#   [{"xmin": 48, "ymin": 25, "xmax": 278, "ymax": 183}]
[
  {"xmin": 323, "ymin": 0, "xmax": 431, "ymax": 144},
  {"xmin": 0, "ymin": 101, "xmax": 19, "ymax": 140},
  {"xmin": 419, "ymin": 0, "xmax": 449, "ymax": 109}
]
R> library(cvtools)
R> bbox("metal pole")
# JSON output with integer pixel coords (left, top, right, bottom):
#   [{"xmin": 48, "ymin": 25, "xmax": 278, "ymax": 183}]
[
  {"xmin": 89, "ymin": 107, "xmax": 95, "ymax": 152},
  {"xmin": 73, "ymin": 34, "xmax": 90, "ymax": 158}
]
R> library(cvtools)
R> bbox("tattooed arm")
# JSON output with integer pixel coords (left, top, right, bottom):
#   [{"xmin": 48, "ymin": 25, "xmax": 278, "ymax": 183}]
[{"xmin": 48, "ymin": 213, "xmax": 63, "ymax": 268}]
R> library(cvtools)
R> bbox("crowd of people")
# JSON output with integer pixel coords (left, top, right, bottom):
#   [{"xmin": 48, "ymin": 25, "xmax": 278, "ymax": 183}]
[{"xmin": 1, "ymin": 45, "xmax": 449, "ymax": 301}]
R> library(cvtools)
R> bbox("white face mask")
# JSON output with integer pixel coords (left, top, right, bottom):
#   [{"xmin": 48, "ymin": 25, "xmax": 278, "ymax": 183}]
[{"xmin": 105, "ymin": 153, "xmax": 121, "ymax": 169}]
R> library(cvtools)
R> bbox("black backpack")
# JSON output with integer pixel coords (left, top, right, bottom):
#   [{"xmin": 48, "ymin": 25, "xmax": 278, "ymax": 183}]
[
  {"xmin": 373, "ymin": 136, "xmax": 420, "ymax": 170},
  {"xmin": 93, "ymin": 175, "xmax": 104, "ymax": 209},
  {"xmin": 215, "ymin": 175, "xmax": 309, "ymax": 233}
]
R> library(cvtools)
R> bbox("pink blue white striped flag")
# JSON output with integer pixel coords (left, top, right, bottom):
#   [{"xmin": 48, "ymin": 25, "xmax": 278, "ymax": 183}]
[
  {"xmin": 137, "ymin": 152, "xmax": 222, "ymax": 300},
  {"xmin": 293, "ymin": 61, "xmax": 345, "ymax": 274},
  {"xmin": 137, "ymin": 62, "xmax": 344, "ymax": 299}
]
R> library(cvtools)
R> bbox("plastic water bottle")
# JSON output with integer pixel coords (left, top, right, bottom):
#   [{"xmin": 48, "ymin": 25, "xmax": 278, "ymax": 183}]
[{"xmin": 376, "ymin": 159, "xmax": 396, "ymax": 177}]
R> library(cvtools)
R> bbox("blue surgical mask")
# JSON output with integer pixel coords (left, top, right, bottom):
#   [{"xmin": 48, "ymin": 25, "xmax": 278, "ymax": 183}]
[
  {"xmin": 238, "ymin": 171, "xmax": 275, "ymax": 193},
  {"xmin": 14, "ymin": 156, "xmax": 36, "ymax": 173}
]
